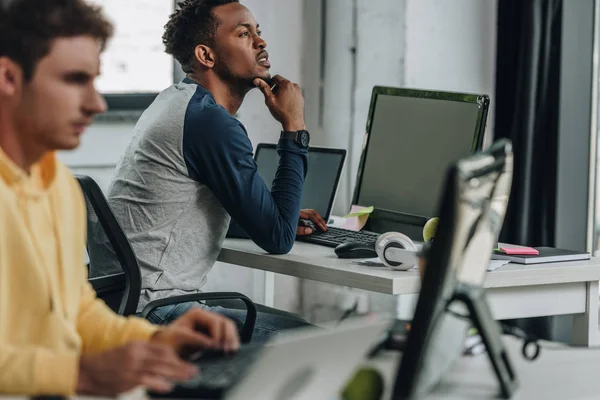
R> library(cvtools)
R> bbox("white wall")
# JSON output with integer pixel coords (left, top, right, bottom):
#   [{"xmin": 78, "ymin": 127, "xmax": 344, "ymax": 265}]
[
  {"xmin": 405, "ymin": 0, "xmax": 498, "ymax": 144},
  {"xmin": 58, "ymin": 122, "xmax": 135, "ymax": 191}
]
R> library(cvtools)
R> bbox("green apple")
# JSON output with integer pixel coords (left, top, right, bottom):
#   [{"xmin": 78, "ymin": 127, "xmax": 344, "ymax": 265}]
[
  {"xmin": 341, "ymin": 367, "xmax": 384, "ymax": 400},
  {"xmin": 423, "ymin": 217, "xmax": 439, "ymax": 242}
]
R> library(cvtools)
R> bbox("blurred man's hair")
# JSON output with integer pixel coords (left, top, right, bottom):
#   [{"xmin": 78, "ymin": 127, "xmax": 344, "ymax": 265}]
[
  {"xmin": 0, "ymin": 0, "xmax": 113, "ymax": 80},
  {"xmin": 163, "ymin": 0, "xmax": 239, "ymax": 74}
]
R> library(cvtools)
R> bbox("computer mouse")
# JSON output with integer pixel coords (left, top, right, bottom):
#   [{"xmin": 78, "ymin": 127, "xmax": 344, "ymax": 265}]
[{"xmin": 335, "ymin": 242, "xmax": 378, "ymax": 259}]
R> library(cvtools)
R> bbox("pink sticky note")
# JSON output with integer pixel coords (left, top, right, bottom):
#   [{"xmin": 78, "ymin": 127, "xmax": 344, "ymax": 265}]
[
  {"xmin": 342, "ymin": 205, "xmax": 371, "ymax": 232},
  {"xmin": 499, "ymin": 247, "xmax": 539, "ymax": 255}
]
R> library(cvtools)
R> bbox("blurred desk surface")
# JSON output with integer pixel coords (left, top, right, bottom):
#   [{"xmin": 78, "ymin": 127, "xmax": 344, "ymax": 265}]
[
  {"xmin": 220, "ymin": 239, "xmax": 600, "ymax": 346},
  {"xmin": 5, "ymin": 337, "xmax": 600, "ymax": 400},
  {"xmin": 371, "ymin": 336, "xmax": 600, "ymax": 400}
]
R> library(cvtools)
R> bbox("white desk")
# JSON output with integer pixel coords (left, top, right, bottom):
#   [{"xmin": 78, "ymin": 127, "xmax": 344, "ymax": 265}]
[
  {"xmin": 219, "ymin": 239, "xmax": 600, "ymax": 346},
  {"xmin": 371, "ymin": 336, "xmax": 600, "ymax": 399}
]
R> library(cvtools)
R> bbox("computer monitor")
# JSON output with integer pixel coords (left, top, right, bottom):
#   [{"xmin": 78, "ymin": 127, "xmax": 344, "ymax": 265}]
[
  {"xmin": 393, "ymin": 139, "xmax": 515, "ymax": 399},
  {"xmin": 254, "ymin": 143, "xmax": 346, "ymax": 221},
  {"xmin": 352, "ymin": 86, "xmax": 489, "ymax": 238}
]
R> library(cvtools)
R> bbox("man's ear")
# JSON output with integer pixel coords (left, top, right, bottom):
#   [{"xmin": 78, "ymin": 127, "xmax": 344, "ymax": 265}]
[
  {"xmin": 0, "ymin": 57, "xmax": 22, "ymax": 97},
  {"xmin": 194, "ymin": 45, "xmax": 215, "ymax": 69}
]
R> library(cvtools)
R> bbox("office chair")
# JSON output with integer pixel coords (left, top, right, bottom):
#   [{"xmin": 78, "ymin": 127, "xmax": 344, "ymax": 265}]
[{"xmin": 77, "ymin": 175, "xmax": 257, "ymax": 343}]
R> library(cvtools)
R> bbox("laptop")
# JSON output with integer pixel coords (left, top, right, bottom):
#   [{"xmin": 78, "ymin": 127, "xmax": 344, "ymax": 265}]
[
  {"xmin": 157, "ymin": 316, "xmax": 391, "ymax": 399},
  {"xmin": 254, "ymin": 143, "xmax": 346, "ymax": 221},
  {"xmin": 254, "ymin": 143, "xmax": 378, "ymax": 247}
]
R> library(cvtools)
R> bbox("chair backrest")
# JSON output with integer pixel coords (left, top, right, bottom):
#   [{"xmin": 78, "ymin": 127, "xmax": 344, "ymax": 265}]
[{"xmin": 76, "ymin": 175, "xmax": 141, "ymax": 316}]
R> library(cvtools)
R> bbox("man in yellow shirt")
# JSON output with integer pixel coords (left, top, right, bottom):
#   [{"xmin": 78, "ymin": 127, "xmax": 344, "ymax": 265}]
[{"xmin": 0, "ymin": 0, "xmax": 239, "ymax": 396}]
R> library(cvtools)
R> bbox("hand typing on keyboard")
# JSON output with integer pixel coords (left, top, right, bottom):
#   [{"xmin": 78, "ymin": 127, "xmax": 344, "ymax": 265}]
[
  {"xmin": 297, "ymin": 209, "xmax": 328, "ymax": 236},
  {"xmin": 298, "ymin": 226, "xmax": 380, "ymax": 249},
  {"xmin": 152, "ymin": 307, "xmax": 240, "ymax": 357}
]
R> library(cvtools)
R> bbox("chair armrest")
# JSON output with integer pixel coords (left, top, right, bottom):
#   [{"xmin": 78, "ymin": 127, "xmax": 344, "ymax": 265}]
[
  {"xmin": 141, "ymin": 292, "xmax": 257, "ymax": 343},
  {"xmin": 89, "ymin": 272, "xmax": 126, "ymax": 296}
]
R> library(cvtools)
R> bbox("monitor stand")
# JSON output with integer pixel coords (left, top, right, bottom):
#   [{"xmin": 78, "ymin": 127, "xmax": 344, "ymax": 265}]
[{"xmin": 451, "ymin": 283, "xmax": 519, "ymax": 399}]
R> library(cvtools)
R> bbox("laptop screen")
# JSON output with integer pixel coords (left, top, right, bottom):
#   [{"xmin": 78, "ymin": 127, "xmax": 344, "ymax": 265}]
[
  {"xmin": 254, "ymin": 144, "xmax": 346, "ymax": 220},
  {"xmin": 353, "ymin": 87, "xmax": 488, "ymax": 220}
]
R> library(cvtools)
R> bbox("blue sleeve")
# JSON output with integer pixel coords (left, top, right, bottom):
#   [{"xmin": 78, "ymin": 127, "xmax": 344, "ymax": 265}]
[
  {"xmin": 226, "ymin": 217, "xmax": 248, "ymax": 238},
  {"xmin": 183, "ymin": 103, "xmax": 307, "ymax": 254}
]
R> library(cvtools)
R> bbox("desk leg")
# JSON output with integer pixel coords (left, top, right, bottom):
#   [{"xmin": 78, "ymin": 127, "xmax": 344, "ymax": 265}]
[
  {"xmin": 395, "ymin": 294, "xmax": 419, "ymax": 320},
  {"xmin": 264, "ymin": 271, "xmax": 275, "ymax": 307},
  {"xmin": 572, "ymin": 281, "xmax": 599, "ymax": 347}
]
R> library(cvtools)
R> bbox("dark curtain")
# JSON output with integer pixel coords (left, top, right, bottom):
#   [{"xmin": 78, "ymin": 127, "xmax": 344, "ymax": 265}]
[
  {"xmin": 494, "ymin": 0, "xmax": 562, "ymax": 340},
  {"xmin": 495, "ymin": 0, "xmax": 562, "ymax": 247}
]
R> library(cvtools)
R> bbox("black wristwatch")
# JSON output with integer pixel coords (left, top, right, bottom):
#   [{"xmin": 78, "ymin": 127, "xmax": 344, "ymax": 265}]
[{"xmin": 281, "ymin": 130, "xmax": 310, "ymax": 148}]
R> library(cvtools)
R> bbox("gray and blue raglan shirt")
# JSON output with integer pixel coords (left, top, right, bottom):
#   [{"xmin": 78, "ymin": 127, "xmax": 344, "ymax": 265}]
[{"xmin": 100, "ymin": 78, "xmax": 307, "ymax": 310}]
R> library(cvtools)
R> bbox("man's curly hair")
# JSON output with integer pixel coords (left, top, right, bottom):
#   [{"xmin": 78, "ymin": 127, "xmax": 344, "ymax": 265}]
[
  {"xmin": 0, "ymin": 0, "xmax": 113, "ymax": 81},
  {"xmin": 163, "ymin": 0, "xmax": 239, "ymax": 74}
]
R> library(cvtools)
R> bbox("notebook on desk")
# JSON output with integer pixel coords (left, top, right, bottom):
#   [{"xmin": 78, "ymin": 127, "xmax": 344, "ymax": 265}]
[{"xmin": 492, "ymin": 246, "xmax": 590, "ymax": 264}]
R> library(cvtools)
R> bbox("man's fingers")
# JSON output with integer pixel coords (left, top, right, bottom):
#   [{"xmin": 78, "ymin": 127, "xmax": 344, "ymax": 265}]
[
  {"xmin": 296, "ymin": 226, "xmax": 313, "ymax": 236},
  {"xmin": 183, "ymin": 329, "xmax": 219, "ymax": 353},
  {"xmin": 303, "ymin": 209, "xmax": 328, "ymax": 231},
  {"xmin": 221, "ymin": 319, "xmax": 240, "ymax": 352},
  {"xmin": 312, "ymin": 213, "xmax": 328, "ymax": 231},
  {"xmin": 269, "ymin": 74, "xmax": 286, "ymax": 84},
  {"xmin": 139, "ymin": 375, "xmax": 175, "ymax": 394},
  {"xmin": 184, "ymin": 308, "xmax": 228, "ymax": 347},
  {"xmin": 143, "ymin": 343, "xmax": 198, "ymax": 378},
  {"xmin": 170, "ymin": 328, "xmax": 219, "ymax": 355},
  {"xmin": 173, "ymin": 309, "xmax": 239, "ymax": 353},
  {"xmin": 144, "ymin": 360, "xmax": 197, "ymax": 382},
  {"xmin": 206, "ymin": 317, "xmax": 224, "ymax": 346},
  {"xmin": 253, "ymin": 78, "xmax": 273, "ymax": 98}
]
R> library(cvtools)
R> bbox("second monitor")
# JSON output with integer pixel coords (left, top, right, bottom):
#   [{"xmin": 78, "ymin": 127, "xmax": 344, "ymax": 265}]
[{"xmin": 354, "ymin": 86, "xmax": 489, "ymax": 238}]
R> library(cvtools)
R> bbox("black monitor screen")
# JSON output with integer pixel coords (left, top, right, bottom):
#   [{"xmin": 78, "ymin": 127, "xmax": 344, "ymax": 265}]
[
  {"xmin": 255, "ymin": 144, "xmax": 346, "ymax": 220},
  {"xmin": 354, "ymin": 87, "xmax": 488, "ymax": 219}
]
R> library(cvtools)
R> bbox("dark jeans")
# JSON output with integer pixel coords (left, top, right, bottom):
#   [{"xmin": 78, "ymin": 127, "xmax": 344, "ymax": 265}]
[{"xmin": 146, "ymin": 301, "xmax": 312, "ymax": 343}]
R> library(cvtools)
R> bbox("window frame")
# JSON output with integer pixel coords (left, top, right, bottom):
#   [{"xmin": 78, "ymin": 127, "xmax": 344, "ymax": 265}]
[{"xmin": 97, "ymin": 0, "xmax": 181, "ymax": 113}]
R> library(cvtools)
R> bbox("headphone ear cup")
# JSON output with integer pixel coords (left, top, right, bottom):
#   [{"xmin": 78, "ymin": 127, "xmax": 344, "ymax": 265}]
[
  {"xmin": 376, "ymin": 232, "xmax": 418, "ymax": 270},
  {"xmin": 382, "ymin": 242, "xmax": 405, "ymax": 268}
]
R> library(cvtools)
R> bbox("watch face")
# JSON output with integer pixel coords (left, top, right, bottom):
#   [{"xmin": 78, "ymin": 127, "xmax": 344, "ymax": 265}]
[{"xmin": 299, "ymin": 131, "xmax": 310, "ymax": 147}]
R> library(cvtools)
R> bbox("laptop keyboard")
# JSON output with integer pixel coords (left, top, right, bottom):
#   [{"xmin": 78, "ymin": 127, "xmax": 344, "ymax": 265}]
[
  {"xmin": 178, "ymin": 344, "xmax": 264, "ymax": 392},
  {"xmin": 298, "ymin": 226, "xmax": 379, "ymax": 248}
]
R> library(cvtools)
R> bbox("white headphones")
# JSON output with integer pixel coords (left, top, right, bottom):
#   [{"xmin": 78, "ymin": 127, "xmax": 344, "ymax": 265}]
[{"xmin": 375, "ymin": 232, "xmax": 418, "ymax": 271}]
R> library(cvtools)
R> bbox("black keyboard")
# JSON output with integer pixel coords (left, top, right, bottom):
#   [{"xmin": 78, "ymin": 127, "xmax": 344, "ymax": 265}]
[
  {"xmin": 156, "ymin": 345, "xmax": 264, "ymax": 398},
  {"xmin": 298, "ymin": 226, "xmax": 379, "ymax": 248}
]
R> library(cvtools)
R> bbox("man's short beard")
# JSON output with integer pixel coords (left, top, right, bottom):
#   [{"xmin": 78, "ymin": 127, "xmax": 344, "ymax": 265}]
[{"xmin": 213, "ymin": 62, "xmax": 255, "ymax": 92}]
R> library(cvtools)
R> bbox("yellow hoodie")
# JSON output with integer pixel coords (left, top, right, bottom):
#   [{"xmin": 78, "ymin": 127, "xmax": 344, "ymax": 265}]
[{"xmin": 0, "ymin": 148, "xmax": 158, "ymax": 395}]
